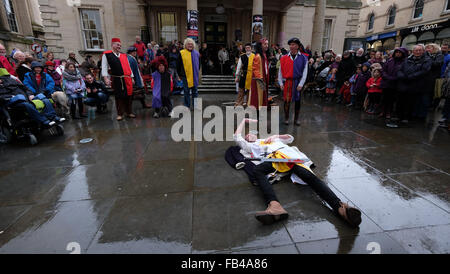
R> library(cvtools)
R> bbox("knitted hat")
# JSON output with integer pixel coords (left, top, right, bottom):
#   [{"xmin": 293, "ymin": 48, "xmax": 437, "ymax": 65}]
[
  {"xmin": 151, "ymin": 55, "xmax": 168, "ymax": 70},
  {"xmin": 45, "ymin": 61, "xmax": 55, "ymax": 66}
]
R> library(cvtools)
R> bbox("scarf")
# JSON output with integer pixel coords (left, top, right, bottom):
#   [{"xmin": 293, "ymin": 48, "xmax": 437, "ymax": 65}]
[{"xmin": 63, "ymin": 69, "xmax": 82, "ymax": 81}]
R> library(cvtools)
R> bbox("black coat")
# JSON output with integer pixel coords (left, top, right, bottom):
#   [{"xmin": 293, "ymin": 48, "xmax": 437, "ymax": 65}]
[
  {"xmin": 337, "ymin": 56, "xmax": 356, "ymax": 85},
  {"xmin": 397, "ymin": 54, "xmax": 432, "ymax": 94},
  {"xmin": 0, "ymin": 76, "xmax": 33, "ymax": 103}
]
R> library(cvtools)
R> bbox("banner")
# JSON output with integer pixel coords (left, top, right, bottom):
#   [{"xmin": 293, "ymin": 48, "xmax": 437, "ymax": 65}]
[
  {"xmin": 252, "ymin": 15, "xmax": 263, "ymax": 37},
  {"xmin": 187, "ymin": 10, "xmax": 199, "ymax": 43}
]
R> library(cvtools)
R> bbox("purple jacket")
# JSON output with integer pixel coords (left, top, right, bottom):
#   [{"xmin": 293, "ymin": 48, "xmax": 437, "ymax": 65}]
[
  {"xmin": 353, "ymin": 70, "xmax": 371, "ymax": 95},
  {"xmin": 381, "ymin": 47, "xmax": 408, "ymax": 89}
]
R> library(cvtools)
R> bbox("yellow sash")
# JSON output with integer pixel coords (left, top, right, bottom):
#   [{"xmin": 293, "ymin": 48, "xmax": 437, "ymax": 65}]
[
  {"xmin": 180, "ymin": 49, "xmax": 194, "ymax": 88},
  {"xmin": 245, "ymin": 53, "xmax": 255, "ymax": 90}
]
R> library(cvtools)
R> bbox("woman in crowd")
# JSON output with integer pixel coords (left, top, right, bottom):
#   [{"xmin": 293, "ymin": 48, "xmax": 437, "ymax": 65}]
[
  {"xmin": 63, "ymin": 62, "xmax": 86, "ymax": 119},
  {"xmin": 16, "ymin": 57, "xmax": 33, "ymax": 82}
]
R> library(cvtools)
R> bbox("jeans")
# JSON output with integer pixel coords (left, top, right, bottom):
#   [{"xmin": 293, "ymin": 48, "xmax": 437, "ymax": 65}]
[
  {"xmin": 182, "ymin": 77, "xmax": 198, "ymax": 108},
  {"xmin": 443, "ymin": 98, "xmax": 450, "ymax": 120},
  {"xmin": 254, "ymin": 162, "xmax": 342, "ymax": 212},
  {"xmin": 84, "ymin": 92, "xmax": 109, "ymax": 107},
  {"xmin": 8, "ymin": 101, "xmax": 52, "ymax": 124}
]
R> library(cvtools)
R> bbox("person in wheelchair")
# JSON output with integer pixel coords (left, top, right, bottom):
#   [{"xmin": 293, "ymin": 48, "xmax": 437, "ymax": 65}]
[
  {"xmin": 0, "ymin": 68, "xmax": 64, "ymax": 128},
  {"xmin": 84, "ymin": 73, "xmax": 109, "ymax": 113},
  {"xmin": 22, "ymin": 61, "xmax": 64, "ymax": 123}
]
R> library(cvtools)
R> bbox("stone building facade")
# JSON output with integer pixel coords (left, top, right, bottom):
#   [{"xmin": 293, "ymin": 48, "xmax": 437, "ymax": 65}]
[
  {"xmin": 0, "ymin": 0, "xmax": 45, "ymax": 54},
  {"xmin": 356, "ymin": 0, "xmax": 450, "ymax": 51},
  {"xmin": 36, "ymin": 0, "xmax": 361, "ymax": 62}
]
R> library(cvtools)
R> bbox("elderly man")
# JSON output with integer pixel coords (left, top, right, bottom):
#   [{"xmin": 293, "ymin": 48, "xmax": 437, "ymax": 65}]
[
  {"xmin": 133, "ymin": 36, "xmax": 147, "ymax": 62},
  {"xmin": 278, "ymin": 38, "xmax": 308, "ymax": 126},
  {"xmin": 234, "ymin": 43, "xmax": 255, "ymax": 106},
  {"xmin": 102, "ymin": 37, "xmax": 135, "ymax": 121},
  {"xmin": 354, "ymin": 48, "xmax": 367, "ymax": 65},
  {"xmin": 233, "ymin": 118, "xmax": 362, "ymax": 227},
  {"xmin": 177, "ymin": 38, "xmax": 200, "ymax": 109},
  {"xmin": 397, "ymin": 44, "xmax": 432, "ymax": 124},
  {"xmin": 0, "ymin": 43, "xmax": 16, "ymax": 76}
]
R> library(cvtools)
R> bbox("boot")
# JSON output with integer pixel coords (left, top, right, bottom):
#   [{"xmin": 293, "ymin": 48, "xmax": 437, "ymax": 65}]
[
  {"xmin": 255, "ymin": 201, "xmax": 288, "ymax": 225},
  {"xmin": 294, "ymin": 109, "xmax": 300, "ymax": 126},
  {"xmin": 284, "ymin": 102, "xmax": 290, "ymax": 125},
  {"xmin": 70, "ymin": 103, "xmax": 80, "ymax": 119}
]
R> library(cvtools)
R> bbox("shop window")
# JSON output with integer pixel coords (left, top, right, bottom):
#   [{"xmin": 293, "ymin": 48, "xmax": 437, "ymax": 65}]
[
  {"xmin": 418, "ymin": 32, "xmax": 435, "ymax": 43},
  {"xmin": 387, "ymin": 6, "xmax": 396, "ymax": 26},
  {"xmin": 401, "ymin": 34, "xmax": 418, "ymax": 50},
  {"xmin": 79, "ymin": 9, "xmax": 104, "ymax": 50},
  {"xmin": 383, "ymin": 38, "xmax": 396, "ymax": 51},
  {"xmin": 436, "ymin": 28, "xmax": 450, "ymax": 44},
  {"xmin": 158, "ymin": 12, "xmax": 178, "ymax": 45},
  {"xmin": 368, "ymin": 13, "xmax": 375, "ymax": 32},
  {"xmin": 413, "ymin": 0, "xmax": 424, "ymax": 19},
  {"xmin": 371, "ymin": 40, "xmax": 383, "ymax": 51},
  {"xmin": 322, "ymin": 19, "xmax": 332, "ymax": 51},
  {"xmin": 3, "ymin": 0, "xmax": 18, "ymax": 33}
]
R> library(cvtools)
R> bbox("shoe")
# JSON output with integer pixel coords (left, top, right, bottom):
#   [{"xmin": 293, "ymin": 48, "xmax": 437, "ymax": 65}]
[
  {"xmin": 346, "ymin": 103, "xmax": 353, "ymax": 107},
  {"xmin": 128, "ymin": 113, "xmax": 136, "ymax": 118},
  {"xmin": 294, "ymin": 120, "xmax": 301, "ymax": 126},
  {"xmin": 235, "ymin": 162, "xmax": 245, "ymax": 170},
  {"xmin": 54, "ymin": 117, "xmax": 65, "ymax": 123},
  {"xmin": 116, "ymin": 116, "xmax": 123, "ymax": 121},
  {"xmin": 44, "ymin": 121, "xmax": 56, "ymax": 128},
  {"xmin": 400, "ymin": 119, "xmax": 408, "ymax": 124},
  {"xmin": 338, "ymin": 202, "xmax": 362, "ymax": 228},
  {"xmin": 153, "ymin": 112, "xmax": 159, "ymax": 118},
  {"xmin": 386, "ymin": 122, "xmax": 398, "ymax": 128},
  {"xmin": 168, "ymin": 110, "xmax": 174, "ymax": 117},
  {"xmin": 284, "ymin": 120, "xmax": 289, "ymax": 125},
  {"xmin": 255, "ymin": 201, "xmax": 288, "ymax": 225}
]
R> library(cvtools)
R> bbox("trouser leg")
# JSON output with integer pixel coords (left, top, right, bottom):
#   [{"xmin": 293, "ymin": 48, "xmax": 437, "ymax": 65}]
[
  {"xmin": 284, "ymin": 101, "xmax": 290, "ymax": 121},
  {"xmin": 235, "ymin": 88, "xmax": 245, "ymax": 106},
  {"xmin": 294, "ymin": 100, "xmax": 301, "ymax": 122},
  {"xmin": 41, "ymin": 99, "xmax": 57, "ymax": 120},
  {"xmin": 17, "ymin": 102, "xmax": 49, "ymax": 124},
  {"xmin": 125, "ymin": 96, "xmax": 133, "ymax": 114},
  {"xmin": 115, "ymin": 97, "xmax": 125, "ymax": 116},
  {"xmin": 254, "ymin": 162, "xmax": 278, "ymax": 205},
  {"xmin": 291, "ymin": 165, "xmax": 342, "ymax": 212}
]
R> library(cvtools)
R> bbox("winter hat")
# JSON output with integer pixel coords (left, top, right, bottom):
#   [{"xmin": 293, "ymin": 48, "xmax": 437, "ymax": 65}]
[
  {"xmin": 45, "ymin": 61, "xmax": 55, "ymax": 67},
  {"xmin": 151, "ymin": 55, "xmax": 168, "ymax": 70},
  {"xmin": 370, "ymin": 62, "xmax": 382, "ymax": 72},
  {"xmin": 31, "ymin": 61, "xmax": 44, "ymax": 69}
]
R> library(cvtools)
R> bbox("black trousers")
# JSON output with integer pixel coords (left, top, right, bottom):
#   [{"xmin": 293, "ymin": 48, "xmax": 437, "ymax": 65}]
[
  {"xmin": 225, "ymin": 146, "xmax": 257, "ymax": 185},
  {"xmin": 254, "ymin": 162, "xmax": 342, "ymax": 212}
]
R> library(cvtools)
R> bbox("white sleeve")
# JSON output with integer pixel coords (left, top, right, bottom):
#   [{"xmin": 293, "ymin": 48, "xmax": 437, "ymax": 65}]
[
  {"xmin": 101, "ymin": 54, "xmax": 109, "ymax": 77},
  {"xmin": 298, "ymin": 57, "xmax": 308, "ymax": 88},
  {"xmin": 233, "ymin": 134, "xmax": 252, "ymax": 154},
  {"xmin": 278, "ymin": 64, "xmax": 284, "ymax": 87},
  {"xmin": 279, "ymin": 134, "xmax": 294, "ymax": 144},
  {"xmin": 235, "ymin": 58, "xmax": 243, "ymax": 81}
]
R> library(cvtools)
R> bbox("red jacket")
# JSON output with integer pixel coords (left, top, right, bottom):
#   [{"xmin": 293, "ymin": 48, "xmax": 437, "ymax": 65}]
[
  {"xmin": 133, "ymin": 41, "xmax": 147, "ymax": 58},
  {"xmin": 366, "ymin": 77, "xmax": 382, "ymax": 93},
  {"xmin": 0, "ymin": 55, "xmax": 17, "ymax": 76}
]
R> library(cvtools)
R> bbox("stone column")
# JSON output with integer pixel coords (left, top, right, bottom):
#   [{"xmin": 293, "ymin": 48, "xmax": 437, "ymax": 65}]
[
  {"xmin": 278, "ymin": 11, "xmax": 287, "ymax": 46},
  {"xmin": 311, "ymin": 0, "xmax": 325, "ymax": 55},
  {"xmin": 252, "ymin": 0, "xmax": 263, "ymax": 42},
  {"xmin": 27, "ymin": 0, "xmax": 44, "ymax": 31},
  {"xmin": 186, "ymin": 0, "xmax": 199, "ymax": 44}
]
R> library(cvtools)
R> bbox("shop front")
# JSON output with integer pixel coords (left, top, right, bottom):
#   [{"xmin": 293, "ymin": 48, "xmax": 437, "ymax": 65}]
[
  {"xmin": 365, "ymin": 30, "xmax": 398, "ymax": 52},
  {"xmin": 400, "ymin": 18, "xmax": 450, "ymax": 50}
]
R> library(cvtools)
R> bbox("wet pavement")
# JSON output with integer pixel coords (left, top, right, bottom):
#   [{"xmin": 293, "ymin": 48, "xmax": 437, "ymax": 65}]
[{"xmin": 0, "ymin": 94, "xmax": 449, "ymax": 254}]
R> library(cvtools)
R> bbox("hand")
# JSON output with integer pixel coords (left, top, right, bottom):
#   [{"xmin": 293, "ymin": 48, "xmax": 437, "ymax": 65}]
[
  {"xmin": 93, "ymin": 88, "xmax": 97, "ymax": 93},
  {"xmin": 297, "ymin": 85, "xmax": 302, "ymax": 91},
  {"xmin": 28, "ymin": 95, "xmax": 35, "ymax": 101},
  {"xmin": 104, "ymin": 77, "xmax": 111, "ymax": 87},
  {"xmin": 280, "ymin": 84, "xmax": 284, "ymax": 90},
  {"xmin": 264, "ymin": 135, "xmax": 278, "ymax": 144}
]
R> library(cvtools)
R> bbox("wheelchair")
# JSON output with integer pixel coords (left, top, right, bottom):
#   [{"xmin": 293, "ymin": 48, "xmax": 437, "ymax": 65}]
[{"xmin": 0, "ymin": 99, "xmax": 64, "ymax": 146}]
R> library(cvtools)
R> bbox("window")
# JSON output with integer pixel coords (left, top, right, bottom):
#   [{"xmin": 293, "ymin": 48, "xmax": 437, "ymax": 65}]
[
  {"xmin": 322, "ymin": 19, "xmax": 332, "ymax": 51},
  {"xmin": 79, "ymin": 9, "xmax": 104, "ymax": 50},
  {"xmin": 3, "ymin": 0, "xmax": 18, "ymax": 32},
  {"xmin": 387, "ymin": 6, "xmax": 396, "ymax": 26},
  {"xmin": 413, "ymin": 0, "xmax": 424, "ymax": 19},
  {"xmin": 368, "ymin": 13, "xmax": 375, "ymax": 31},
  {"xmin": 158, "ymin": 12, "xmax": 177, "ymax": 45},
  {"xmin": 445, "ymin": 0, "xmax": 450, "ymax": 12}
]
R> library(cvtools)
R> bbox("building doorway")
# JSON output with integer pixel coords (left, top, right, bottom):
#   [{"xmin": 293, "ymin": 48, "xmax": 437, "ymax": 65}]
[{"xmin": 204, "ymin": 22, "xmax": 227, "ymax": 74}]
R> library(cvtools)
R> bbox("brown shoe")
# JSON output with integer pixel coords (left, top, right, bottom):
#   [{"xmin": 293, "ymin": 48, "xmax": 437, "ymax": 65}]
[
  {"xmin": 127, "ymin": 113, "xmax": 136, "ymax": 118},
  {"xmin": 338, "ymin": 202, "xmax": 362, "ymax": 228},
  {"xmin": 255, "ymin": 201, "xmax": 288, "ymax": 225},
  {"xmin": 116, "ymin": 116, "xmax": 123, "ymax": 121}
]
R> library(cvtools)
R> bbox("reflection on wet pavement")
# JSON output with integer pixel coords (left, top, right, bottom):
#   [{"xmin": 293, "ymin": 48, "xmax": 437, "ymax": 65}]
[{"xmin": 0, "ymin": 95, "xmax": 449, "ymax": 253}]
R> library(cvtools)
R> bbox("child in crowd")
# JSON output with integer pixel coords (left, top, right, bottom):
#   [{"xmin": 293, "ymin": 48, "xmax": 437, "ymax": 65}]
[
  {"xmin": 63, "ymin": 62, "xmax": 86, "ymax": 119},
  {"xmin": 347, "ymin": 64, "xmax": 361, "ymax": 107},
  {"xmin": 325, "ymin": 67, "xmax": 337, "ymax": 102},
  {"xmin": 365, "ymin": 63, "xmax": 383, "ymax": 115},
  {"xmin": 151, "ymin": 56, "xmax": 173, "ymax": 118},
  {"xmin": 353, "ymin": 63, "xmax": 371, "ymax": 109},
  {"xmin": 339, "ymin": 80, "xmax": 351, "ymax": 105}
]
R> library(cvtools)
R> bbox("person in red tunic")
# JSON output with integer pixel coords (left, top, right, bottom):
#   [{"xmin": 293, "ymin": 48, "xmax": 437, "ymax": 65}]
[
  {"xmin": 101, "ymin": 38, "xmax": 135, "ymax": 121},
  {"xmin": 278, "ymin": 38, "xmax": 308, "ymax": 125},
  {"xmin": 248, "ymin": 39, "xmax": 270, "ymax": 109},
  {"xmin": 133, "ymin": 36, "xmax": 147, "ymax": 62}
]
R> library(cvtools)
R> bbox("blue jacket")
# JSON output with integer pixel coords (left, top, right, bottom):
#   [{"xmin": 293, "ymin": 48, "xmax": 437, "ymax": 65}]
[
  {"xmin": 127, "ymin": 55, "xmax": 143, "ymax": 88},
  {"xmin": 23, "ymin": 71, "xmax": 55, "ymax": 97},
  {"xmin": 442, "ymin": 53, "xmax": 450, "ymax": 78}
]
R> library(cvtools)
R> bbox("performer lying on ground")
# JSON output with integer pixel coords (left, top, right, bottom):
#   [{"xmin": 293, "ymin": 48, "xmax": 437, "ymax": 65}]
[{"xmin": 233, "ymin": 118, "xmax": 362, "ymax": 227}]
